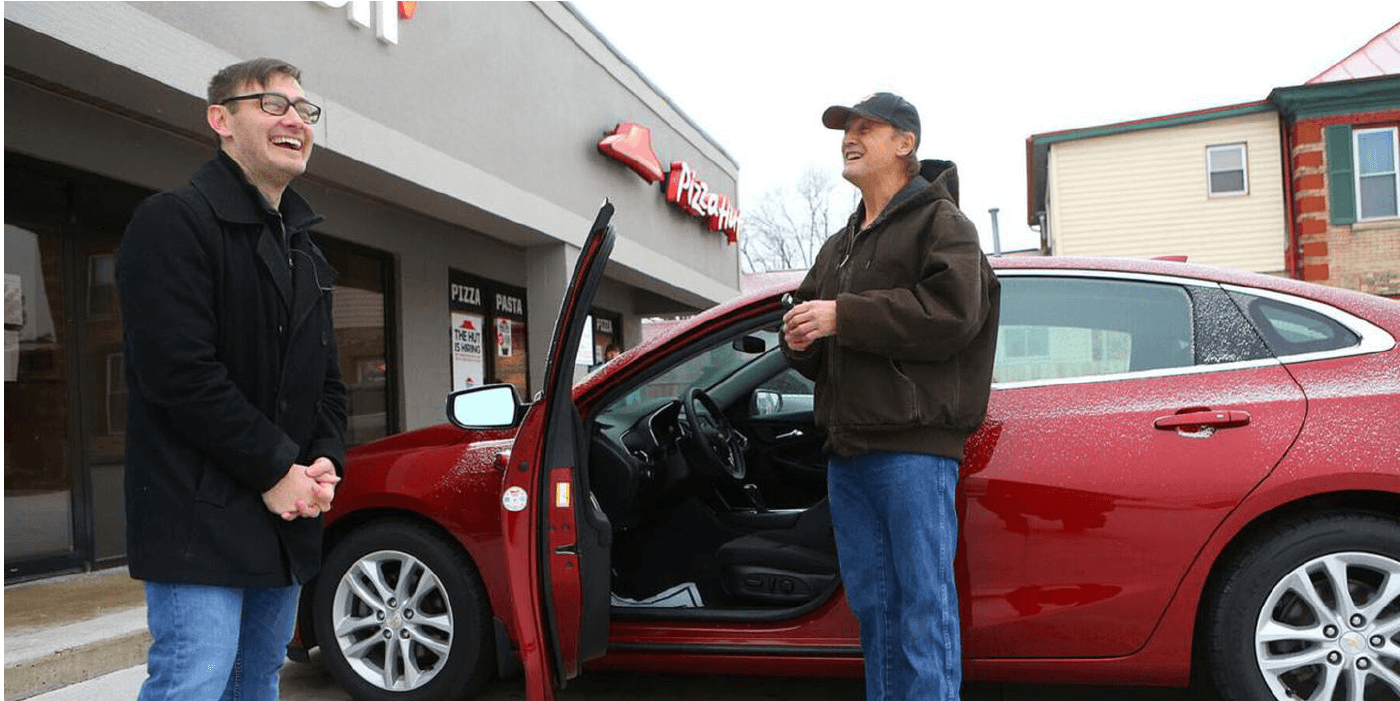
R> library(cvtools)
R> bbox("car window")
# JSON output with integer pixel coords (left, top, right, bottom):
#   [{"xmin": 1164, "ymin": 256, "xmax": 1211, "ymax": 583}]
[
  {"xmin": 995, "ymin": 277, "xmax": 1194, "ymax": 383},
  {"xmin": 612, "ymin": 328, "xmax": 779, "ymax": 410},
  {"xmin": 750, "ymin": 367, "xmax": 816, "ymax": 417},
  {"xmin": 756, "ymin": 367, "xmax": 814, "ymax": 395},
  {"xmin": 1229, "ymin": 292, "xmax": 1360, "ymax": 356}
]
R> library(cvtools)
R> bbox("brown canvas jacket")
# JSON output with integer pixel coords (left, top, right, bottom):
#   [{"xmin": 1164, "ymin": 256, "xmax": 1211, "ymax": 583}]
[{"xmin": 782, "ymin": 159, "xmax": 1000, "ymax": 459}]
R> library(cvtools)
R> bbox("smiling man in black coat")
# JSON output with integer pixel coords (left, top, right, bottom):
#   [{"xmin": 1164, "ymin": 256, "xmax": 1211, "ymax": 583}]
[{"xmin": 117, "ymin": 57, "xmax": 346, "ymax": 701}]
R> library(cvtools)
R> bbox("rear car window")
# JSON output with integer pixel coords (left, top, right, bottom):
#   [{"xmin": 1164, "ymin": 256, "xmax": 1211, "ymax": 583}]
[{"xmin": 1230, "ymin": 292, "xmax": 1361, "ymax": 357}]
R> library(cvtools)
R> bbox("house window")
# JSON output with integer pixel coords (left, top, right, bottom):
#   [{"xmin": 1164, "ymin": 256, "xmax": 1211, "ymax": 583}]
[
  {"xmin": 1207, "ymin": 143, "xmax": 1248, "ymax": 197},
  {"xmin": 1354, "ymin": 127, "xmax": 1399, "ymax": 221},
  {"xmin": 1001, "ymin": 326, "xmax": 1051, "ymax": 360}
]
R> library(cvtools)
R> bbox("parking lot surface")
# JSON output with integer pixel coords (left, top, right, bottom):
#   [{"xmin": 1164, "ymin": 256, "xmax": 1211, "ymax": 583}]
[
  {"xmin": 276, "ymin": 660, "xmax": 1222, "ymax": 701},
  {"xmin": 35, "ymin": 657, "xmax": 1223, "ymax": 701}
]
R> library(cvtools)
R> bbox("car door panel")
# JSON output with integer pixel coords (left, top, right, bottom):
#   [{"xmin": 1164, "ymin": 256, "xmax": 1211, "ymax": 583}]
[
  {"xmin": 734, "ymin": 413, "xmax": 828, "ymax": 506},
  {"xmin": 960, "ymin": 274, "xmax": 1307, "ymax": 659},
  {"xmin": 960, "ymin": 365, "xmax": 1305, "ymax": 658},
  {"xmin": 500, "ymin": 204, "xmax": 615, "ymax": 700}
]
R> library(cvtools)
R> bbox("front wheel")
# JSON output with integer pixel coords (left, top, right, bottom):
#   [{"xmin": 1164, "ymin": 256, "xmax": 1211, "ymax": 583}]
[
  {"xmin": 314, "ymin": 520, "xmax": 494, "ymax": 701},
  {"xmin": 1206, "ymin": 512, "xmax": 1400, "ymax": 701}
]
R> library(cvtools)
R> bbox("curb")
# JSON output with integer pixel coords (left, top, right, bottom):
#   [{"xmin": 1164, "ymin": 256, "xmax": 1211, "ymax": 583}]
[{"xmin": 4, "ymin": 609, "xmax": 149, "ymax": 701}]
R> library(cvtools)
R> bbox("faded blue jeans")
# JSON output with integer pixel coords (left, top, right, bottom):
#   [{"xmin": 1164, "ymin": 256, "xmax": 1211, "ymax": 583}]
[
  {"xmin": 828, "ymin": 451, "xmax": 962, "ymax": 701},
  {"xmin": 137, "ymin": 581, "xmax": 300, "ymax": 701}
]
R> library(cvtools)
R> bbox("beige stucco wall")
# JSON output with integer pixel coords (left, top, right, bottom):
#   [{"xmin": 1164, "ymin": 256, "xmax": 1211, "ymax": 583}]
[{"xmin": 1047, "ymin": 111, "xmax": 1286, "ymax": 273}]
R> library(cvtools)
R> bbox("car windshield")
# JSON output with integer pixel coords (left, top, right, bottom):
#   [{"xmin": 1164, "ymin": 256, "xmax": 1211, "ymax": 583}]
[{"xmin": 607, "ymin": 327, "xmax": 779, "ymax": 414}]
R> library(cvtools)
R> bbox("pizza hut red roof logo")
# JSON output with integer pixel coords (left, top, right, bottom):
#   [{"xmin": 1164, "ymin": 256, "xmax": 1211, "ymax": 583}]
[
  {"xmin": 459, "ymin": 320, "xmax": 477, "ymax": 331},
  {"xmin": 598, "ymin": 122, "xmax": 740, "ymax": 243},
  {"xmin": 597, "ymin": 122, "xmax": 664, "ymax": 184}
]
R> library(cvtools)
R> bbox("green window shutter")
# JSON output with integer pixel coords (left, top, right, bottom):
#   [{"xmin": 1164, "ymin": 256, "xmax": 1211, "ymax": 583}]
[{"xmin": 1325, "ymin": 124, "xmax": 1355, "ymax": 225}]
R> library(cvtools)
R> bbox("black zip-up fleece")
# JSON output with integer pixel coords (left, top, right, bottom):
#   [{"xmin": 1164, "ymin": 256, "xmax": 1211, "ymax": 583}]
[{"xmin": 782, "ymin": 159, "xmax": 999, "ymax": 459}]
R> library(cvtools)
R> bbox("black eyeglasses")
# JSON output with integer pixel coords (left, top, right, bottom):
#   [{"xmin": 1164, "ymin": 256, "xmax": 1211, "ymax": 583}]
[{"xmin": 219, "ymin": 92, "xmax": 322, "ymax": 124}]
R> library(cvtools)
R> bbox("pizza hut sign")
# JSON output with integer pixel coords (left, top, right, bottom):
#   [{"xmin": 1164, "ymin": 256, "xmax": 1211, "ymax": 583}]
[{"xmin": 598, "ymin": 122, "xmax": 740, "ymax": 243}]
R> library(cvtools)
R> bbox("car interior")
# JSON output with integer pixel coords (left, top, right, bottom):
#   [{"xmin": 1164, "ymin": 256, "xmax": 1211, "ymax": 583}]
[{"xmin": 584, "ymin": 315, "xmax": 840, "ymax": 617}]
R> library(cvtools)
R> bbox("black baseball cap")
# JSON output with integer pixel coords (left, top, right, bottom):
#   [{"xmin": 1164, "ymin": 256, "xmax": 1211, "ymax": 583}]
[{"xmin": 822, "ymin": 92, "xmax": 921, "ymax": 147}]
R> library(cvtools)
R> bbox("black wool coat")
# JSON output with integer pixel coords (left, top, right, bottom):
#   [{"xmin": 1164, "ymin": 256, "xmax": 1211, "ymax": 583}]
[{"xmin": 118, "ymin": 152, "xmax": 346, "ymax": 588}]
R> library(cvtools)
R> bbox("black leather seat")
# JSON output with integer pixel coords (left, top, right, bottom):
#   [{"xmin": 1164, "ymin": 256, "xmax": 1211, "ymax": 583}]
[{"xmin": 715, "ymin": 498, "xmax": 839, "ymax": 605}]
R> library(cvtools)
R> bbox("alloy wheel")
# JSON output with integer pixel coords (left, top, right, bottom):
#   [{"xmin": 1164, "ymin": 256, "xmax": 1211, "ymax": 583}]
[
  {"xmin": 1255, "ymin": 551, "xmax": 1400, "ymax": 700},
  {"xmin": 330, "ymin": 549, "xmax": 455, "ymax": 691}
]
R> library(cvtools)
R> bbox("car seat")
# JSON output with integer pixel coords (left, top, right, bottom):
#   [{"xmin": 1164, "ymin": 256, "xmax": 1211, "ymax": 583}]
[{"xmin": 714, "ymin": 498, "xmax": 839, "ymax": 605}]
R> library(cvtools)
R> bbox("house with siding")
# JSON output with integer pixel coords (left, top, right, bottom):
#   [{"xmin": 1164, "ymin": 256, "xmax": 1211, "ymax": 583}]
[{"xmin": 1026, "ymin": 22, "xmax": 1400, "ymax": 298}]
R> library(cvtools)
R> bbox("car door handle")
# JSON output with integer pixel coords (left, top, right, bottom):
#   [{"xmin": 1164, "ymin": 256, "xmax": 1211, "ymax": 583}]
[
  {"xmin": 775, "ymin": 429, "xmax": 805, "ymax": 440},
  {"xmin": 1153, "ymin": 410, "xmax": 1251, "ymax": 430}
]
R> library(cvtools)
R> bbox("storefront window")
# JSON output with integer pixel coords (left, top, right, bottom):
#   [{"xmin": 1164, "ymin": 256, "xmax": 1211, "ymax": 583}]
[
  {"xmin": 590, "ymin": 311, "xmax": 622, "ymax": 368},
  {"xmin": 5, "ymin": 153, "xmax": 148, "ymax": 573},
  {"xmin": 320, "ymin": 239, "xmax": 395, "ymax": 448},
  {"xmin": 490, "ymin": 285, "xmax": 528, "ymax": 398},
  {"xmin": 448, "ymin": 270, "xmax": 529, "ymax": 398},
  {"xmin": 4, "ymin": 221, "xmax": 74, "ymax": 564}
]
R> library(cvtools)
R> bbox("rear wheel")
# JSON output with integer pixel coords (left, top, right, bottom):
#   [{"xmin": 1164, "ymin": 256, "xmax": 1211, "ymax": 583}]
[
  {"xmin": 1207, "ymin": 513, "xmax": 1400, "ymax": 701},
  {"xmin": 314, "ymin": 520, "xmax": 494, "ymax": 701}
]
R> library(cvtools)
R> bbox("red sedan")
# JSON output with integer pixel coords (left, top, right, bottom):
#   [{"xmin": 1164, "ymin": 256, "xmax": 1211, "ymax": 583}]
[{"xmin": 296, "ymin": 206, "xmax": 1400, "ymax": 701}]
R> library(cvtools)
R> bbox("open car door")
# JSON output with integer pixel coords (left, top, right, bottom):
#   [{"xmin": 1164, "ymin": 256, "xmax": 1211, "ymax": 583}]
[{"xmin": 459, "ymin": 203, "xmax": 615, "ymax": 701}]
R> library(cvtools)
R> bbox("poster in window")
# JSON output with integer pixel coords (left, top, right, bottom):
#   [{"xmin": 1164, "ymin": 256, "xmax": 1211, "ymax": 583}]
[
  {"xmin": 592, "ymin": 314, "xmax": 620, "ymax": 366},
  {"xmin": 451, "ymin": 312, "xmax": 485, "ymax": 390},
  {"xmin": 494, "ymin": 318, "xmax": 529, "ymax": 398},
  {"xmin": 576, "ymin": 315, "xmax": 595, "ymax": 367},
  {"xmin": 496, "ymin": 318, "xmax": 512, "ymax": 357}
]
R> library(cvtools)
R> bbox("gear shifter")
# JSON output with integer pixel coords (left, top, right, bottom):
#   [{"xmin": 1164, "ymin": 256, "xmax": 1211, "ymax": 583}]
[{"xmin": 741, "ymin": 483, "xmax": 767, "ymax": 512}]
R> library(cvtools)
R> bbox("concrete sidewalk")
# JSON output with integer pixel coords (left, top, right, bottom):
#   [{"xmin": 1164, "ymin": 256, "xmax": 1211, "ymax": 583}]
[{"xmin": 3, "ymin": 567, "xmax": 149, "ymax": 701}]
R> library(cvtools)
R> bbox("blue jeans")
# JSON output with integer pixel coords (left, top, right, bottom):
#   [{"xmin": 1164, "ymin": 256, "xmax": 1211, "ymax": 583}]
[
  {"xmin": 137, "ymin": 581, "xmax": 300, "ymax": 701},
  {"xmin": 828, "ymin": 451, "xmax": 962, "ymax": 701}
]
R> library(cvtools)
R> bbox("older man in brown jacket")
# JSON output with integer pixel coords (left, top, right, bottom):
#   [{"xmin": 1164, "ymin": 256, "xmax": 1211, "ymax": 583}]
[{"xmin": 782, "ymin": 92, "xmax": 1000, "ymax": 701}]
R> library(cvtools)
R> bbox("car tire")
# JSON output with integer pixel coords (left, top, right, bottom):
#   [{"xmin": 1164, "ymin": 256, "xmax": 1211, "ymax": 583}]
[
  {"xmin": 314, "ymin": 520, "xmax": 494, "ymax": 701},
  {"xmin": 1206, "ymin": 512, "xmax": 1400, "ymax": 701}
]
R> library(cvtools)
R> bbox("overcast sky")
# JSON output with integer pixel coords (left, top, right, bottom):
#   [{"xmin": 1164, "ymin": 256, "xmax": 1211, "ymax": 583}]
[{"xmin": 571, "ymin": 1, "xmax": 1397, "ymax": 253}]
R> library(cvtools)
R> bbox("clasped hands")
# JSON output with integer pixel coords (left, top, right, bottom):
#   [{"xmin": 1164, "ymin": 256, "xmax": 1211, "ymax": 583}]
[
  {"xmin": 261, "ymin": 457, "xmax": 340, "ymax": 521},
  {"xmin": 782, "ymin": 300, "xmax": 837, "ymax": 351}
]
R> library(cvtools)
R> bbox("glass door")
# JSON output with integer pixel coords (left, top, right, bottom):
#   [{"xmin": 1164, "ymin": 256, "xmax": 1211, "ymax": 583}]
[
  {"xmin": 5, "ymin": 153, "xmax": 150, "ymax": 579},
  {"xmin": 72, "ymin": 182, "xmax": 140, "ymax": 563},
  {"xmin": 4, "ymin": 218, "xmax": 75, "ymax": 571}
]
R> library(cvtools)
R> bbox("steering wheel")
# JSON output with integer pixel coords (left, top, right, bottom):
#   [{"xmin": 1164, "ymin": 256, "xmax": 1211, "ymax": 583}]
[{"xmin": 682, "ymin": 387, "xmax": 747, "ymax": 480}]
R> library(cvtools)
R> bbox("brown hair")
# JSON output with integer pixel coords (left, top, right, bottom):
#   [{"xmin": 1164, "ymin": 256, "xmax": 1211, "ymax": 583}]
[{"xmin": 206, "ymin": 58, "xmax": 302, "ymax": 106}]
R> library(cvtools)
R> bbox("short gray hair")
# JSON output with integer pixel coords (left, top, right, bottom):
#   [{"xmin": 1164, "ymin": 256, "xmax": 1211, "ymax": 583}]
[{"xmin": 898, "ymin": 129, "xmax": 919, "ymax": 176}]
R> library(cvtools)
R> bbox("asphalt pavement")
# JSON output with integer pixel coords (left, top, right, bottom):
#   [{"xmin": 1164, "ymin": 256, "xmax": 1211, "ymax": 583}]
[
  {"xmin": 7, "ymin": 565, "xmax": 1219, "ymax": 701},
  {"xmin": 33, "ymin": 657, "xmax": 1223, "ymax": 701}
]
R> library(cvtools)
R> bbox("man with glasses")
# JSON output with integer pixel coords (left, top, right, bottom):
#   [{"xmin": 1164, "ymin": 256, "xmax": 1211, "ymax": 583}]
[{"xmin": 118, "ymin": 58, "xmax": 346, "ymax": 701}]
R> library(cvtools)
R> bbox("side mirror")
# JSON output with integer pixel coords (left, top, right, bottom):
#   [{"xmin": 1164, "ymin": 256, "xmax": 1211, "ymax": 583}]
[
  {"xmin": 446, "ymin": 383, "xmax": 521, "ymax": 429},
  {"xmin": 751, "ymin": 389, "xmax": 783, "ymax": 416}
]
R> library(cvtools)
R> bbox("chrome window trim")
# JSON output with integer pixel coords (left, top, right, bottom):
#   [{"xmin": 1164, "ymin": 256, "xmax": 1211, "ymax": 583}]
[
  {"xmin": 989, "ymin": 269, "xmax": 1395, "ymax": 391},
  {"xmin": 992, "ymin": 357, "xmax": 1282, "ymax": 391},
  {"xmin": 995, "ymin": 268, "xmax": 1217, "ymax": 288}
]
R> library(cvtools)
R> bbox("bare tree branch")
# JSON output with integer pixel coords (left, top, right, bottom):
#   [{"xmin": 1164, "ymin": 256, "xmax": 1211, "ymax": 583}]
[{"xmin": 739, "ymin": 166, "xmax": 840, "ymax": 273}]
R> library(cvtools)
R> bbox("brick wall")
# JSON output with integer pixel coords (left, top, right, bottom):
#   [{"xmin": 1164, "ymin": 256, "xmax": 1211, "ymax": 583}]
[{"xmin": 1290, "ymin": 110, "xmax": 1400, "ymax": 298}]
